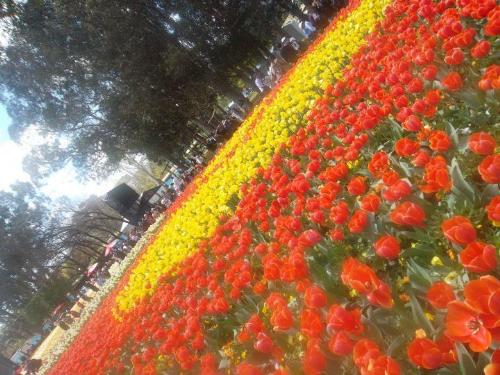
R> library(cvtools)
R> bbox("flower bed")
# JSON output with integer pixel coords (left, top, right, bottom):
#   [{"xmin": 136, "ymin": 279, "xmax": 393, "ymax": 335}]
[
  {"xmin": 49, "ymin": 0, "xmax": 499, "ymax": 374},
  {"xmin": 114, "ymin": 0, "xmax": 390, "ymax": 313}
]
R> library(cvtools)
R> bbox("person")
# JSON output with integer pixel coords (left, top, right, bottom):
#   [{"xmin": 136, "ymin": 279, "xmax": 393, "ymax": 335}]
[
  {"xmin": 129, "ymin": 228, "xmax": 139, "ymax": 245},
  {"xmin": 280, "ymin": 38, "xmax": 301, "ymax": 64},
  {"xmin": 307, "ymin": 7, "xmax": 322, "ymax": 28},
  {"xmin": 160, "ymin": 195, "xmax": 170, "ymax": 207},
  {"xmin": 78, "ymin": 287, "xmax": 91, "ymax": 302},
  {"xmin": 228, "ymin": 106, "xmax": 244, "ymax": 122},
  {"xmin": 84, "ymin": 280, "xmax": 99, "ymax": 292},
  {"xmin": 65, "ymin": 292, "xmax": 77, "ymax": 304},
  {"xmin": 254, "ymin": 72, "xmax": 266, "ymax": 93},
  {"xmin": 268, "ymin": 57, "xmax": 288, "ymax": 84},
  {"xmin": 15, "ymin": 364, "xmax": 24, "ymax": 375},
  {"xmin": 302, "ymin": 20, "xmax": 317, "ymax": 38}
]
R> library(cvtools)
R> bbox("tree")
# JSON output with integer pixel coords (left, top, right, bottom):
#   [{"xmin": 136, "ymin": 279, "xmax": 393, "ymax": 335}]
[
  {"xmin": 45, "ymin": 195, "xmax": 125, "ymax": 266},
  {"xmin": 1, "ymin": 0, "xmax": 219, "ymax": 179},
  {"xmin": 0, "ymin": 182, "xmax": 54, "ymax": 322},
  {"xmin": 0, "ymin": 0, "xmax": 296, "ymax": 180}
]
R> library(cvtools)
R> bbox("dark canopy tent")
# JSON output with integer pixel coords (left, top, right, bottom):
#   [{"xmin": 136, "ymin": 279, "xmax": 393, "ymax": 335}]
[{"xmin": 104, "ymin": 183, "xmax": 140, "ymax": 224}]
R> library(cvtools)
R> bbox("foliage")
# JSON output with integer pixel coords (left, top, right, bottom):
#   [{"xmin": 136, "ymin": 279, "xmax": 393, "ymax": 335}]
[
  {"xmin": 0, "ymin": 182, "xmax": 54, "ymax": 322},
  {"xmin": 22, "ymin": 276, "xmax": 73, "ymax": 327},
  {"xmin": 0, "ymin": 0, "xmax": 295, "ymax": 179}
]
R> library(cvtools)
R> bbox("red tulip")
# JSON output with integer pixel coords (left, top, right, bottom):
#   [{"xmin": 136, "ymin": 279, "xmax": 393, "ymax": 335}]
[
  {"xmin": 403, "ymin": 115, "xmax": 422, "ymax": 132},
  {"xmin": 320, "ymin": 163, "xmax": 348, "ymax": 182},
  {"xmin": 341, "ymin": 257, "xmax": 393, "ymax": 308},
  {"xmin": 485, "ymin": 8, "xmax": 500, "ymax": 36},
  {"xmin": 479, "ymin": 154, "xmax": 500, "ymax": 184},
  {"xmin": 364, "ymin": 355, "xmax": 401, "ymax": 375},
  {"xmin": 484, "ymin": 349, "xmax": 500, "ymax": 375},
  {"xmin": 390, "ymin": 201, "xmax": 426, "ymax": 227},
  {"xmin": 254, "ymin": 332, "xmax": 273, "ymax": 353},
  {"xmin": 374, "ymin": 235, "xmax": 401, "ymax": 260},
  {"xmin": 411, "ymin": 149, "xmax": 431, "ymax": 167},
  {"xmin": 444, "ymin": 48, "xmax": 464, "ymax": 65},
  {"xmin": 328, "ymin": 331, "xmax": 354, "ymax": 355},
  {"xmin": 326, "ymin": 304, "xmax": 364, "ymax": 335},
  {"xmin": 236, "ymin": 363, "xmax": 264, "ymax": 375},
  {"xmin": 463, "ymin": 275, "xmax": 500, "ymax": 319},
  {"xmin": 200, "ymin": 353, "xmax": 218, "ymax": 373},
  {"xmin": 479, "ymin": 64, "xmax": 500, "ymax": 91},
  {"xmin": 422, "ymin": 64, "xmax": 438, "ymax": 80},
  {"xmin": 441, "ymin": 216, "xmax": 477, "ymax": 245},
  {"xmin": 426, "ymin": 281, "xmax": 455, "ymax": 309},
  {"xmin": 302, "ymin": 338, "xmax": 326, "ymax": 375},
  {"xmin": 395, "ymin": 138, "xmax": 420, "ymax": 157},
  {"xmin": 429, "ymin": 130, "xmax": 452, "ymax": 152},
  {"xmin": 445, "ymin": 276, "xmax": 500, "ymax": 352},
  {"xmin": 459, "ymin": 242, "xmax": 497, "ymax": 273},
  {"xmin": 420, "ymin": 155, "xmax": 452, "ymax": 193},
  {"xmin": 445, "ymin": 301, "xmax": 492, "ymax": 352},
  {"xmin": 263, "ymin": 253, "xmax": 281, "ymax": 280},
  {"xmin": 442, "ymin": 71, "xmax": 463, "ymax": 91},
  {"xmin": 407, "ymin": 338, "xmax": 444, "ymax": 369},
  {"xmin": 329, "ymin": 201, "xmax": 350, "ymax": 224},
  {"xmin": 348, "ymin": 209, "xmax": 368, "ymax": 233},
  {"xmin": 304, "ymin": 285, "xmax": 327, "ymax": 309},
  {"xmin": 471, "ymin": 40, "xmax": 491, "ymax": 58},
  {"xmin": 326, "ymin": 229, "xmax": 342, "ymax": 244},
  {"xmin": 468, "ymin": 132, "xmax": 496, "ymax": 155},
  {"xmin": 382, "ymin": 179, "xmax": 412, "ymax": 202},
  {"xmin": 300, "ymin": 309, "xmax": 324, "ymax": 338},
  {"xmin": 360, "ymin": 193, "xmax": 381, "ymax": 212},
  {"xmin": 368, "ymin": 151, "xmax": 390, "ymax": 176},
  {"xmin": 175, "ymin": 346, "xmax": 196, "ymax": 370},
  {"xmin": 347, "ymin": 176, "xmax": 367, "ymax": 196},
  {"xmin": 245, "ymin": 314, "xmax": 264, "ymax": 334},
  {"xmin": 382, "ymin": 170, "xmax": 401, "ymax": 186},
  {"xmin": 298, "ymin": 229, "xmax": 322, "ymax": 248},
  {"xmin": 266, "ymin": 293, "xmax": 288, "ymax": 310},
  {"xmin": 270, "ymin": 306, "xmax": 293, "ymax": 331},
  {"xmin": 353, "ymin": 339, "xmax": 381, "ymax": 368},
  {"xmin": 486, "ymin": 196, "xmax": 500, "ymax": 223}
]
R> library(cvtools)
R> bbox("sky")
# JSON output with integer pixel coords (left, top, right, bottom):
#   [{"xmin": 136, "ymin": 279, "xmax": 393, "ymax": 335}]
[
  {"xmin": 0, "ymin": 22, "xmax": 123, "ymax": 202},
  {"xmin": 0, "ymin": 109, "xmax": 122, "ymax": 202}
]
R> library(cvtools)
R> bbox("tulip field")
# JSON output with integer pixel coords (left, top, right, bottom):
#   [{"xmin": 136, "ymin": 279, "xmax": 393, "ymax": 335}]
[{"xmin": 46, "ymin": 0, "xmax": 499, "ymax": 374}]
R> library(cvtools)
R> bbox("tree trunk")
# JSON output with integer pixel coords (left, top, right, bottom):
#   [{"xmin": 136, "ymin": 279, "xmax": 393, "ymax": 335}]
[
  {"xmin": 211, "ymin": 73, "xmax": 250, "ymax": 105},
  {"xmin": 126, "ymin": 156, "xmax": 164, "ymax": 185}
]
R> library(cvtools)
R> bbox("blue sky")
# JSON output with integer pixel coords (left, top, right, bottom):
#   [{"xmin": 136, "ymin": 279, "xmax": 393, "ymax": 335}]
[{"xmin": 0, "ymin": 103, "xmax": 11, "ymax": 141}]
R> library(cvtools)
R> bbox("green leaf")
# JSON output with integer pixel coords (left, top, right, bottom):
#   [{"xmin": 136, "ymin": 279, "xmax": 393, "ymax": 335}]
[
  {"xmin": 450, "ymin": 157, "xmax": 476, "ymax": 203},
  {"xmin": 388, "ymin": 117, "xmax": 403, "ymax": 138},
  {"xmin": 436, "ymin": 367, "xmax": 459, "ymax": 375},
  {"xmin": 445, "ymin": 121, "xmax": 459, "ymax": 148},
  {"xmin": 481, "ymin": 184, "xmax": 500, "ymax": 205},
  {"xmin": 406, "ymin": 259, "xmax": 433, "ymax": 290},
  {"xmin": 387, "ymin": 336, "xmax": 405, "ymax": 357},
  {"xmin": 408, "ymin": 292, "xmax": 434, "ymax": 334},
  {"xmin": 456, "ymin": 342, "xmax": 480, "ymax": 375}
]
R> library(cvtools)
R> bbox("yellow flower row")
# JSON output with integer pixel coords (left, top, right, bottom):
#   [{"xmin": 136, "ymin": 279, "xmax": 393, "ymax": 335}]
[{"xmin": 114, "ymin": 0, "xmax": 391, "ymax": 313}]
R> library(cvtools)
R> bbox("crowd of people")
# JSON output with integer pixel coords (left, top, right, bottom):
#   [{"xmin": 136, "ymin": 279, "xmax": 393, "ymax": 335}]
[{"xmin": 254, "ymin": 0, "xmax": 346, "ymax": 94}]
